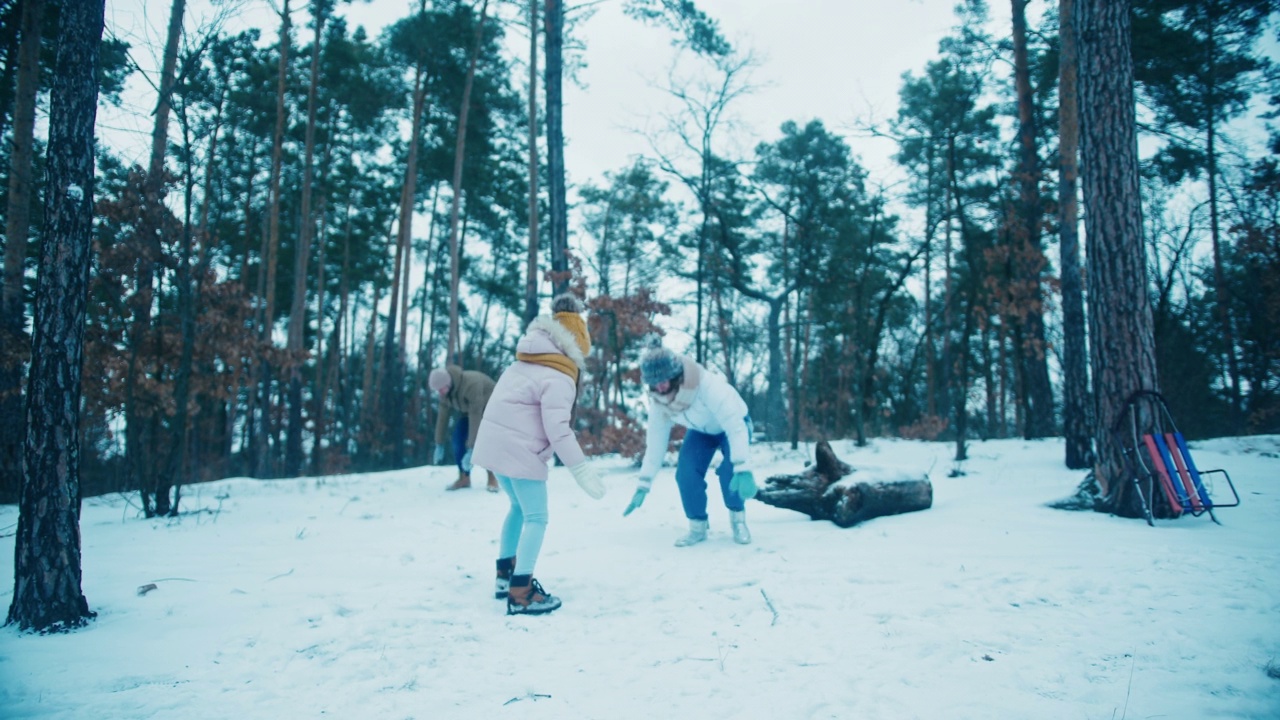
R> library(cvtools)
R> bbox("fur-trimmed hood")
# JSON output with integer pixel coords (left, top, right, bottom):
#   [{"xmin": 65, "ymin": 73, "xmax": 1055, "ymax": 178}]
[{"xmin": 517, "ymin": 314, "xmax": 589, "ymax": 372}]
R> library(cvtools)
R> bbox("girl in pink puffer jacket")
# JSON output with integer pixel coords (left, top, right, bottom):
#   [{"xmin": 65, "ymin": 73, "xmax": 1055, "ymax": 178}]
[{"xmin": 472, "ymin": 294, "xmax": 605, "ymax": 616}]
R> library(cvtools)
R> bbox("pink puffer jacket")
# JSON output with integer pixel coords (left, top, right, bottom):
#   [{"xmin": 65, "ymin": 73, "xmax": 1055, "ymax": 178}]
[{"xmin": 471, "ymin": 317, "xmax": 587, "ymax": 481}]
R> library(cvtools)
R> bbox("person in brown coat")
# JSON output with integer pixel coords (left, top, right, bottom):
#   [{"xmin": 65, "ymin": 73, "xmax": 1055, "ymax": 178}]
[{"xmin": 429, "ymin": 364, "xmax": 497, "ymax": 492}]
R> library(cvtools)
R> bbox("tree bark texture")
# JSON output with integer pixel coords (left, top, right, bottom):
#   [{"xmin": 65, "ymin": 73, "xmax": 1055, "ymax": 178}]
[
  {"xmin": 1074, "ymin": 0, "xmax": 1160, "ymax": 516},
  {"xmin": 544, "ymin": 0, "xmax": 569, "ymax": 294},
  {"xmin": 7, "ymin": 0, "xmax": 104, "ymax": 632},
  {"xmin": 755, "ymin": 441, "xmax": 933, "ymax": 528},
  {"xmin": 0, "ymin": 0, "xmax": 45, "ymax": 504},
  {"xmin": 1058, "ymin": 0, "xmax": 1093, "ymax": 469}
]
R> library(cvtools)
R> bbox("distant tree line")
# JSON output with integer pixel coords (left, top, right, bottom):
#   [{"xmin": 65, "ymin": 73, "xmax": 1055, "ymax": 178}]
[{"xmin": 1, "ymin": 0, "xmax": 1277, "ymax": 517}]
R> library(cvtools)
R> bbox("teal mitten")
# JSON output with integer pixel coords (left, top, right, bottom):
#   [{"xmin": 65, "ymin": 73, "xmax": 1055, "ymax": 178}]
[
  {"xmin": 623, "ymin": 476, "xmax": 654, "ymax": 516},
  {"xmin": 730, "ymin": 470, "xmax": 758, "ymax": 500}
]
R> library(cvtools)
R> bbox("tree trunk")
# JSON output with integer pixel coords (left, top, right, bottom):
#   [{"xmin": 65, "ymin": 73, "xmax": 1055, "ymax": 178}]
[
  {"xmin": 381, "ymin": 59, "xmax": 428, "ymax": 469},
  {"xmin": 859, "ymin": 243, "xmax": 918, "ymax": 447},
  {"xmin": 308, "ymin": 187, "xmax": 331, "ymax": 471},
  {"xmin": 315, "ymin": 205, "xmax": 352, "ymax": 474},
  {"xmin": 382, "ymin": 214, "xmax": 407, "ymax": 467},
  {"xmin": 763, "ymin": 297, "xmax": 786, "ymax": 441},
  {"xmin": 358, "ymin": 281, "xmax": 382, "ymax": 465},
  {"xmin": 237, "ymin": 147, "xmax": 261, "ymax": 478},
  {"xmin": 445, "ymin": 0, "xmax": 490, "ymax": 361},
  {"xmin": 756, "ymin": 441, "xmax": 933, "ymax": 528},
  {"xmin": 0, "ymin": 0, "xmax": 45, "ymax": 504},
  {"xmin": 1010, "ymin": 0, "xmax": 1055, "ymax": 439},
  {"xmin": 940, "ymin": 139, "xmax": 957, "ymax": 431},
  {"xmin": 947, "ymin": 137, "xmax": 976, "ymax": 462},
  {"xmin": 1206, "ymin": 111, "xmax": 1241, "ymax": 431},
  {"xmin": 923, "ymin": 148, "xmax": 938, "ymax": 419},
  {"xmin": 176, "ymin": 95, "xmax": 225, "ymax": 496},
  {"xmin": 286, "ymin": 2, "xmax": 329, "ymax": 477},
  {"xmin": 127, "ymin": 0, "xmax": 186, "ymax": 515},
  {"xmin": 695, "ymin": 149, "xmax": 710, "ymax": 365},
  {"xmin": 789, "ymin": 290, "xmax": 805, "ymax": 449},
  {"xmin": 0, "ymin": 1, "xmax": 19, "ymax": 143},
  {"xmin": 1058, "ymin": 0, "xmax": 1093, "ymax": 469},
  {"xmin": 256, "ymin": 0, "xmax": 291, "ymax": 478},
  {"xmin": 1075, "ymin": 0, "xmax": 1160, "ymax": 516},
  {"xmin": 544, "ymin": 0, "xmax": 569, "ymax": 295},
  {"xmin": 167, "ymin": 97, "xmax": 205, "ymax": 517},
  {"xmin": 7, "ymin": 0, "xmax": 103, "ymax": 633},
  {"xmin": 524, "ymin": 0, "xmax": 540, "ymax": 328}
]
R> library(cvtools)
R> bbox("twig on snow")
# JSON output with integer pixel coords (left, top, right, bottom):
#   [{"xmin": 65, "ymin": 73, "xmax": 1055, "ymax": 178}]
[
  {"xmin": 503, "ymin": 692, "xmax": 552, "ymax": 706},
  {"xmin": 760, "ymin": 588, "xmax": 779, "ymax": 626}
]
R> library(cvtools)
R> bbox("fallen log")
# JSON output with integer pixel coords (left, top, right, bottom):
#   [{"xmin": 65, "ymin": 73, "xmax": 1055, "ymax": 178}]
[{"xmin": 756, "ymin": 441, "xmax": 932, "ymax": 528}]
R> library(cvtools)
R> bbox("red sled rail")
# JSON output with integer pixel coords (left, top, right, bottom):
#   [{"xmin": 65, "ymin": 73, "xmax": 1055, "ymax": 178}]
[{"xmin": 1111, "ymin": 390, "xmax": 1240, "ymax": 526}]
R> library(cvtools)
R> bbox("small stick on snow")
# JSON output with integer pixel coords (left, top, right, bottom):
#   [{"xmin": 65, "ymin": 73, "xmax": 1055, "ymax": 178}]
[
  {"xmin": 503, "ymin": 692, "xmax": 552, "ymax": 706},
  {"xmin": 761, "ymin": 589, "xmax": 779, "ymax": 626}
]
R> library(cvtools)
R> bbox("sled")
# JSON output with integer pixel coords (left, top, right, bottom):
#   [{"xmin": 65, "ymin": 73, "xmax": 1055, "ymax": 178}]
[{"xmin": 1112, "ymin": 390, "xmax": 1239, "ymax": 526}]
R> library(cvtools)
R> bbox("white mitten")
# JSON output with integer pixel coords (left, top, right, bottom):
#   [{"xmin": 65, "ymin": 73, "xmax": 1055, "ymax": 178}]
[{"xmin": 569, "ymin": 463, "xmax": 606, "ymax": 500}]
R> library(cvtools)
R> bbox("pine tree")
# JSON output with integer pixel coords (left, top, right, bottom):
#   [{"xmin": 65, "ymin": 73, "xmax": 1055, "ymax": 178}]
[
  {"xmin": 1132, "ymin": 0, "xmax": 1278, "ymax": 431},
  {"xmin": 0, "ymin": 0, "xmax": 45, "ymax": 504},
  {"xmin": 1057, "ymin": 0, "xmax": 1093, "ymax": 469},
  {"xmin": 7, "ymin": 0, "xmax": 104, "ymax": 633},
  {"xmin": 1075, "ymin": 0, "xmax": 1160, "ymax": 515}
]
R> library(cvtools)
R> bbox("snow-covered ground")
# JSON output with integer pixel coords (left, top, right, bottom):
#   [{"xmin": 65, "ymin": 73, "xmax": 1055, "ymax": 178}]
[{"xmin": 2, "ymin": 436, "xmax": 1278, "ymax": 719}]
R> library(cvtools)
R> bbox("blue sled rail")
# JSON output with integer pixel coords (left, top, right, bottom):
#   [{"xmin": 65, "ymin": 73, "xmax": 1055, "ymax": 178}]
[{"xmin": 1111, "ymin": 390, "xmax": 1240, "ymax": 526}]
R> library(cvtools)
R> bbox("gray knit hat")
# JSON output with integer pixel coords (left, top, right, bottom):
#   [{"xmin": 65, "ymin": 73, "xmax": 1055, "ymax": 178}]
[
  {"xmin": 640, "ymin": 338, "xmax": 683, "ymax": 386},
  {"xmin": 551, "ymin": 293, "xmax": 585, "ymax": 314}
]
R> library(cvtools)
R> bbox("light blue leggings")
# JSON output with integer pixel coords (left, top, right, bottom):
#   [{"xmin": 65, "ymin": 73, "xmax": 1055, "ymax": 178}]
[{"xmin": 497, "ymin": 475, "xmax": 549, "ymax": 577}]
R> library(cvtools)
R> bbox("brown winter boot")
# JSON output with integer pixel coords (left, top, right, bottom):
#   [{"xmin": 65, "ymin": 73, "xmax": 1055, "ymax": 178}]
[
  {"xmin": 495, "ymin": 556, "xmax": 515, "ymax": 599},
  {"xmin": 486, "ymin": 471, "xmax": 499, "ymax": 493},
  {"xmin": 506, "ymin": 575, "xmax": 562, "ymax": 616},
  {"xmin": 446, "ymin": 471, "xmax": 471, "ymax": 491}
]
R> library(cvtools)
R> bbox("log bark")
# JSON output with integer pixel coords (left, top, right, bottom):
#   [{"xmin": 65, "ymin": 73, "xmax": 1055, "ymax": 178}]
[{"xmin": 756, "ymin": 441, "xmax": 932, "ymax": 528}]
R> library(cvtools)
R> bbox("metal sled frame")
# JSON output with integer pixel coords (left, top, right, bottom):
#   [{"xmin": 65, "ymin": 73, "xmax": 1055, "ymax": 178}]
[{"xmin": 1111, "ymin": 390, "xmax": 1240, "ymax": 527}]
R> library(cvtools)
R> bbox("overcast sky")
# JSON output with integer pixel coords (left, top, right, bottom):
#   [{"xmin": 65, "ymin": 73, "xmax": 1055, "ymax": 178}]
[
  {"xmin": 561, "ymin": 0, "xmax": 995, "ymax": 185},
  {"xmin": 103, "ymin": 0, "xmax": 1017, "ymax": 195}
]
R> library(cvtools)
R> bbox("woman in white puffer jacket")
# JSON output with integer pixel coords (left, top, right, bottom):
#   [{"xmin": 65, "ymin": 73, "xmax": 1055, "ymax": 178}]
[{"xmin": 622, "ymin": 338, "xmax": 756, "ymax": 546}]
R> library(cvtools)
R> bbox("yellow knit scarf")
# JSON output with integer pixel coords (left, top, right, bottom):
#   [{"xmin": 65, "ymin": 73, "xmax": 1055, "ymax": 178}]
[
  {"xmin": 516, "ymin": 312, "xmax": 591, "ymax": 382},
  {"xmin": 517, "ymin": 352, "xmax": 578, "ymax": 381}
]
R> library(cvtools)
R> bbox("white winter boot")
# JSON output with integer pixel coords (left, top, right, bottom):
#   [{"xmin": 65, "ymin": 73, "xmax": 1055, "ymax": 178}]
[
  {"xmin": 730, "ymin": 510, "xmax": 751, "ymax": 545},
  {"xmin": 674, "ymin": 519, "xmax": 709, "ymax": 547}
]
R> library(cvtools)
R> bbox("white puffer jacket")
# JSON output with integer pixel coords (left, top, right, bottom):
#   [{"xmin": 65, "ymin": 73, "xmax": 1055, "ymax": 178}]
[{"xmin": 638, "ymin": 356, "xmax": 751, "ymax": 480}]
